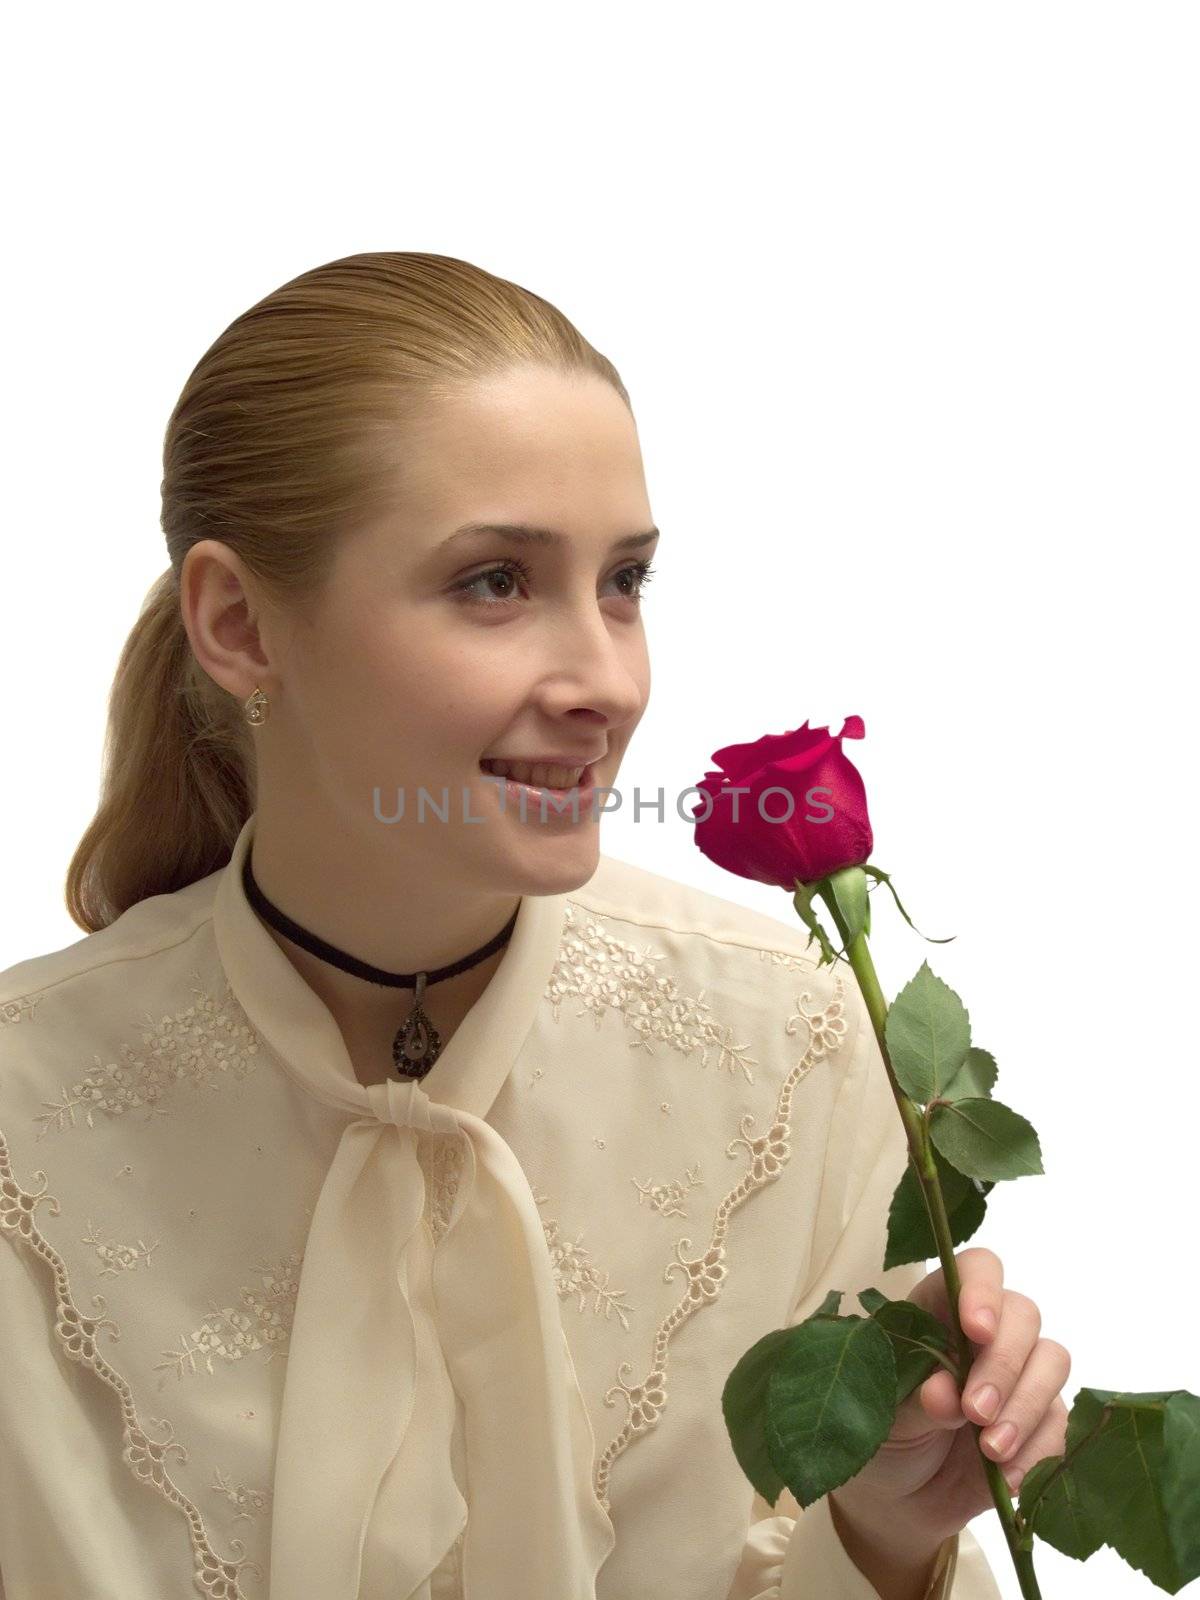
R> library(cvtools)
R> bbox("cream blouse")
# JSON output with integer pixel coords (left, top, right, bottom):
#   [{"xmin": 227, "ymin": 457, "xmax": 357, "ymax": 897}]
[{"xmin": 0, "ymin": 813, "xmax": 1003, "ymax": 1599}]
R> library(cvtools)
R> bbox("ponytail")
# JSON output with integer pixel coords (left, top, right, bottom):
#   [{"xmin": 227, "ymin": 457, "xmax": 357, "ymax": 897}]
[{"xmin": 64, "ymin": 568, "xmax": 254, "ymax": 931}]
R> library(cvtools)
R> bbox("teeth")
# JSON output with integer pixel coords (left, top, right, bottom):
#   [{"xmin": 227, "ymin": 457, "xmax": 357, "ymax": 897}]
[{"xmin": 482, "ymin": 759, "xmax": 586, "ymax": 788}]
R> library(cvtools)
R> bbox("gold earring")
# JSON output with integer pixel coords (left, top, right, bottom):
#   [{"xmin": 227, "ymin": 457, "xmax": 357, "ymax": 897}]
[{"xmin": 243, "ymin": 687, "xmax": 270, "ymax": 726}]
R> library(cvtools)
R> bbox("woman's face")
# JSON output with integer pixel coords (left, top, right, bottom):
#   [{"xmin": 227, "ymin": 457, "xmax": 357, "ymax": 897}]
[{"xmin": 265, "ymin": 364, "xmax": 656, "ymax": 897}]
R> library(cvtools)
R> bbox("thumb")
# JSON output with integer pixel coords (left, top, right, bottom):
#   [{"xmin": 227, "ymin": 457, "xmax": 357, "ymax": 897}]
[{"xmin": 889, "ymin": 1367, "xmax": 971, "ymax": 1441}]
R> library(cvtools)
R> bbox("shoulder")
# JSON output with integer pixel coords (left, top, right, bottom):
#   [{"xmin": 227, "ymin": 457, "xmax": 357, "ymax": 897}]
[
  {"xmin": 562, "ymin": 852, "xmax": 857, "ymax": 1022},
  {"xmin": 554, "ymin": 853, "xmax": 864, "ymax": 1086},
  {"xmin": 0, "ymin": 868, "xmax": 232, "ymax": 1199},
  {"xmin": 568, "ymin": 851, "xmax": 824, "ymax": 963},
  {"xmin": 0, "ymin": 868, "xmax": 222, "ymax": 1057}
]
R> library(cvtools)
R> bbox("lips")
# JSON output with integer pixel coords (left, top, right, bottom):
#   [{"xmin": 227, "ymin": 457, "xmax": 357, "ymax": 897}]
[
  {"xmin": 480, "ymin": 755, "xmax": 604, "ymax": 768},
  {"xmin": 479, "ymin": 758, "xmax": 595, "ymax": 791}
]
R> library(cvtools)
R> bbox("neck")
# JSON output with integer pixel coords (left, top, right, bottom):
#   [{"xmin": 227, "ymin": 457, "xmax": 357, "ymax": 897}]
[
  {"xmin": 266, "ymin": 927, "xmax": 509, "ymax": 1085},
  {"xmin": 245, "ymin": 811, "xmax": 522, "ymax": 1047}
]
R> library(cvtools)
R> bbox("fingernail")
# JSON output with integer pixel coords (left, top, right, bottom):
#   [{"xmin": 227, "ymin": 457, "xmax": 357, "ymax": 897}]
[
  {"xmin": 1005, "ymin": 1467, "xmax": 1026, "ymax": 1494},
  {"xmin": 975, "ymin": 1308, "xmax": 997, "ymax": 1335},
  {"xmin": 971, "ymin": 1384, "xmax": 1000, "ymax": 1421},
  {"xmin": 984, "ymin": 1421, "xmax": 1017, "ymax": 1457}
]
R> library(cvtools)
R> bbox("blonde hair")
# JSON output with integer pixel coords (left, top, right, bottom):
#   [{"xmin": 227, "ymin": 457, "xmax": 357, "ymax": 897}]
[{"xmin": 65, "ymin": 252, "xmax": 631, "ymax": 932}]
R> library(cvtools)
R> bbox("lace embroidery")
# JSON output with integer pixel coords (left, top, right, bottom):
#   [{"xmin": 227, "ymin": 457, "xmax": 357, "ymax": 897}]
[
  {"xmin": 417, "ymin": 1131, "xmax": 467, "ymax": 1246},
  {"xmin": 591, "ymin": 975, "xmax": 848, "ymax": 1513},
  {"xmin": 211, "ymin": 1467, "xmax": 272, "ymax": 1526},
  {"xmin": 417, "ymin": 1124, "xmax": 638, "ymax": 1331},
  {"xmin": 757, "ymin": 946, "xmax": 818, "ymax": 971},
  {"xmin": 1, "ymin": 991, "xmax": 42, "ymax": 1026},
  {"xmin": 549, "ymin": 903, "xmax": 759, "ymax": 1083},
  {"xmin": 631, "ymin": 1161, "xmax": 705, "ymax": 1219},
  {"xmin": 153, "ymin": 1254, "xmax": 301, "ymax": 1387},
  {"xmin": 81, "ymin": 1219, "xmax": 161, "ymax": 1275},
  {"xmin": 785, "ymin": 987, "xmax": 848, "ymax": 1061},
  {"xmin": 532, "ymin": 1189, "xmax": 636, "ymax": 1331},
  {"xmin": 0, "ymin": 1127, "xmax": 262, "ymax": 1598},
  {"xmin": 32, "ymin": 970, "xmax": 261, "ymax": 1141}
]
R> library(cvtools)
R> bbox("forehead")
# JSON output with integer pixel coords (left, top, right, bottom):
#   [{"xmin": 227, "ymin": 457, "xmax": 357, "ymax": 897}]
[{"xmin": 398, "ymin": 367, "xmax": 643, "ymax": 507}]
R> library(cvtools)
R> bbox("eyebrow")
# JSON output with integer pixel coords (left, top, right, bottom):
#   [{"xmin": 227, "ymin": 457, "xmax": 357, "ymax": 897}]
[{"xmin": 440, "ymin": 521, "xmax": 661, "ymax": 552}]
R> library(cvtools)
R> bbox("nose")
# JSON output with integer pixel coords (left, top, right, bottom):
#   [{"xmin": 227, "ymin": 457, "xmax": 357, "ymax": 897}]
[{"xmin": 540, "ymin": 592, "xmax": 648, "ymax": 729}]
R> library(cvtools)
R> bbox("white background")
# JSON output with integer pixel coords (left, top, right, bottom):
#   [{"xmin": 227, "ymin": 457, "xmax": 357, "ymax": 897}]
[{"xmin": 2, "ymin": 5, "xmax": 1196, "ymax": 1595}]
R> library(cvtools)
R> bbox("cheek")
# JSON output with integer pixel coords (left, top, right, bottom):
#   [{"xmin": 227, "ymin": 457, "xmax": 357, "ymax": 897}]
[
  {"xmin": 330, "ymin": 615, "xmax": 447, "ymax": 714},
  {"xmin": 290, "ymin": 622, "xmax": 425, "ymax": 758},
  {"xmin": 349, "ymin": 636, "xmax": 512, "ymax": 764}
]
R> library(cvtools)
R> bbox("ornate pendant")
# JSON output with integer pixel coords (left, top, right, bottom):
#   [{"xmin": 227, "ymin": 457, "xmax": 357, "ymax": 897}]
[{"xmin": 391, "ymin": 972, "xmax": 442, "ymax": 1080}]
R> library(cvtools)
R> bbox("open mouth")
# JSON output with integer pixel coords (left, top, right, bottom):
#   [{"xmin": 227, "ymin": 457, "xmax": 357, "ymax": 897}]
[{"xmin": 478, "ymin": 759, "xmax": 596, "ymax": 793}]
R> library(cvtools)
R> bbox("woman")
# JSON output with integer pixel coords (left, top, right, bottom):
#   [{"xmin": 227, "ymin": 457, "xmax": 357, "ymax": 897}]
[{"xmin": 0, "ymin": 253, "xmax": 1060, "ymax": 1598}]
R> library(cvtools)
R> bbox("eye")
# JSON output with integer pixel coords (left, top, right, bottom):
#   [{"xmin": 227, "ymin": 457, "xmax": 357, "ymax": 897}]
[{"xmin": 451, "ymin": 556, "xmax": 657, "ymax": 608}]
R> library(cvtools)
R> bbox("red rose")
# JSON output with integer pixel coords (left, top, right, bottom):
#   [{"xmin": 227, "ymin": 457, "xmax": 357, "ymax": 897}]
[{"xmin": 690, "ymin": 716, "xmax": 873, "ymax": 889}]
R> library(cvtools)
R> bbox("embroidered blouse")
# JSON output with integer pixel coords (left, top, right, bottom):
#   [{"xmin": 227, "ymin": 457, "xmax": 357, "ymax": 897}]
[{"xmin": 0, "ymin": 813, "xmax": 1003, "ymax": 1599}]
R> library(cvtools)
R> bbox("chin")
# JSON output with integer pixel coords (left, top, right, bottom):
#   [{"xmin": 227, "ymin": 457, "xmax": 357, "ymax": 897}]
[{"xmin": 504, "ymin": 833, "xmax": 602, "ymax": 894}]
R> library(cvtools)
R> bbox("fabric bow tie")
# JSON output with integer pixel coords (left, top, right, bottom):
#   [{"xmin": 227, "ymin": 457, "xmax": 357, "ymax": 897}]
[{"xmin": 267, "ymin": 1073, "xmax": 617, "ymax": 1599}]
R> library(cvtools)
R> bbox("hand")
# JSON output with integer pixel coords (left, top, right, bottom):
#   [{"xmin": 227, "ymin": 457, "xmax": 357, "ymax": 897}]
[{"xmin": 830, "ymin": 1247, "xmax": 1071, "ymax": 1547}]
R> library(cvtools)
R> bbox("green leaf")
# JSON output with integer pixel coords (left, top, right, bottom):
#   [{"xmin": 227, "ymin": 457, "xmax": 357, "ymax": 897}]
[
  {"xmin": 883, "ymin": 1161, "xmax": 930, "ymax": 1269},
  {"xmin": 1070, "ymin": 1388, "xmax": 1192, "ymax": 1592},
  {"xmin": 943, "ymin": 1046, "xmax": 998, "ymax": 1101},
  {"xmin": 1163, "ymin": 1392, "xmax": 1200, "ymax": 1578},
  {"xmin": 857, "ymin": 1288, "xmax": 954, "ymax": 1404},
  {"xmin": 1018, "ymin": 1453, "xmax": 1104, "ymax": 1559},
  {"xmin": 945, "ymin": 1175, "xmax": 993, "ymax": 1247},
  {"xmin": 720, "ymin": 1324, "xmax": 796, "ymax": 1506},
  {"xmin": 856, "ymin": 1287, "xmax": 888, "ymax": 1315},
  {"xmin": 883, "ymin": 1151, "xmax": 994, "ymax": 1269},
  {"xmin": 765, "ymin": 1313, "xmax": 898, "ymax": 1508},
  {"xmin": 1046, "ymin": 1388, "xmax": 1200, "ymax": 1593},
  {"xmin": 884, "ymin": 963, "xmax": 971, "ymax": 1103},
  {"xmin": 720, "ymin": 1289, "xmax": 853, "ymax": 1508},
  {"xmin": 929, "ymin": 1097, "xmax": 1044, "ymax": 1182},
  {"xmin": 792, "ymin": 881, "xmax": 839, "ymax": 968}
]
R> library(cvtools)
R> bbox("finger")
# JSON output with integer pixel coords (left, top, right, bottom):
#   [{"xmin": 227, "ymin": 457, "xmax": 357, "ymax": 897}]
[
  {"xmin": 917, "ymin": 1366, "xmax": 971, "ymax": 1428},
  {"xmin": 999, "ymin": 1396, "xmax": 1071, "ymax": 1495},
  {"xmin": 961, "ymin": 1291, "xmax": 1043, "ymax": 1428},
  {"xmin": 889, "ymin": 1365, "xmax": 972, "ymax": 1439},
  {"xmin": 976, "ymin": 1338, "xmax": 1072, "ymax": 1465},
  {"xmin": 910, "ymin": 1247, "xmax": 1005, "ymax": 1344},
  {"xmin": 955, "ymin": 1246, "xmax": 1005, "ymax": 1342}
]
